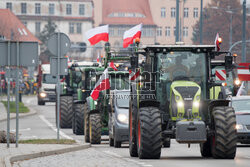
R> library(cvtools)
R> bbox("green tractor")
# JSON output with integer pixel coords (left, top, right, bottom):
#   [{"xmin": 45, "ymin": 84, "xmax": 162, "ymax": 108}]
[
  {"xmin": 57, "ymin": 61, "xmax": 100, "ymax": 129},
  {"xmin": 129, "ymin": 45, "xmax": 237, "ymax": 159},
  {"xmin": 84, "ymin": 43, "xmax": 131, "ymax": 144}
]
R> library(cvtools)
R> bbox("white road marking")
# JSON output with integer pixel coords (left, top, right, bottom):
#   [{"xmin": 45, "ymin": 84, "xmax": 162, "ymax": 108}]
[
  {"xmin": 142, "ymin": 165, "xmax": 153, "ymax": 167},
  {"xmin": 39, "ymin": 115, "xmax": 73, "ymax": 140},
  {"xmin": 11, "ymin": 128, "xmax": 31, "ymax": 132}
]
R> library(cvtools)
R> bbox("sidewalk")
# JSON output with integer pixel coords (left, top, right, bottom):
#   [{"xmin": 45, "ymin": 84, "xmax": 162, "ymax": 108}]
[
  {"xmin": 0, "ymin": 99, "xmax": 37, "ymax": 122},
  {"xmin": 0, "ymin": 143, "xmax": 90, "ymax": 167}
]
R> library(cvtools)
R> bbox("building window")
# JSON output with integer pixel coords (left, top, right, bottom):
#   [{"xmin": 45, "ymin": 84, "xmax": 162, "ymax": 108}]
[
  {"xmin": 184, "ymin": 8, "xmax": 189, "ymax": 18},
  {"xmin": 118, "ymin": 28, "xmax": 125, "ymax": 36},
  {"xmin": 165, "ymin": 27, "xmax": 170, "ymax": 37},
  {"xmin": 157, "ymin": 27, "xmax": 162, "ymax": 36},
  {"xmin": 193, "ymin": 8, "xmax": 198, "ymax": 18},
  {"xmin": 79, "ymin": 4, "xmax": 85, "ymax": 15},
  {"xmin": 76, "ymin": 23, "xmax": 82, "ymax": 34},
  {"xmin": 49, "ymin": 4, "xmax": 55, "ymax": 15},
  {"xmin": 35, "ymin": 3, "xmax": 41, "ymax": 14},
  {"xmin": 66, "ymin": 4, "xmax": 72, "ymax": 15},
  {"xmin": 118, "ymin": 13, "xmax": 125, "ymax": 17},
  {"xmin": 69, "ymin": 23, "xmax": 74, "ymax": 34},
  {"xmin": 6, "ymin": 2, "xmax": 12, "ymax": 11},
  {"xmin": 21, "ymin": 3, "xmax": 27, "ymax": 14},
  {"xmin": 183, "ymin": 27, "xmax": 188, "ymax": 37},
  {"xmin": 35, "ymin": 22, "xmax": 41, "ymax": 33},
  {"xmin": 23, "ymin": 21, "xmax": 27, "ymax": 27},
  {"xmin": 161, "ymin": 7, "xmax": 166, "ymax": 18},
  {"xmin": 171, "ymin": 8, "xmax": 175, "ymax": 18}
]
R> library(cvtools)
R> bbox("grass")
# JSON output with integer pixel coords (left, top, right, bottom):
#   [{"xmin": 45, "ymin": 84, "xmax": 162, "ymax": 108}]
[
  {"xmin": 19, "ymin": 139, "xmax": 76, "ymax": 144},
  {"xmin": 1, "ymin": 101, "xmax": 30, "ymax": 113}
]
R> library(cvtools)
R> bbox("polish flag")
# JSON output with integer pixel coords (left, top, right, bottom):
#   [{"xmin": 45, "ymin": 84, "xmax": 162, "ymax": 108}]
[
  {"xmin": 214, "ymin": 33, "xmax": 221, "ymax": 51},
  {"xmin": 85, "ymin": 25, "xmax": 109, "ymax": 45},
  {"xmin": 91, "ymin": 68, "xmax": 110, "ymax": 100},
  {"xmin": 109, "ymin": 61, "xmax": 118, "ymax": 71},
  {"xmin": 123, "ymin": 24, "xmax": 142, "ymax": 48}
]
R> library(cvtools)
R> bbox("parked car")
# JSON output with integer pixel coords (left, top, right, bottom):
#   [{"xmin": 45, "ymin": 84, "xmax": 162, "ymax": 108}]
[
  {"xmin": 231, "ymin": 96, "xmax": 250, "ymax": 144},
  {"xmin": 109, "ymin": 90, "xmax": 129, "ymax": 148}
]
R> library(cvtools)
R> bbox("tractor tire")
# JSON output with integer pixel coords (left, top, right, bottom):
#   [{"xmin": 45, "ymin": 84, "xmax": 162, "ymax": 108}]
[
  {"xmin": 200, "ymin": 137, "xmax": 212, "ymax": 157},
  {"xmin": 72, "ymin": 104, "xmax": 76, "ymax": 134},
  {"xmin": 129, "ymin": 101, "xmax": 138, "ymax": 157},
  {"xmin": 211, "ymin": 106, "xmax": 237, "ymax": 159},
  {"xmin": 84, "ymin": 103, "xmax": 90, "ymax": 143},
  {"xmin": 89, "ymin": 113, "xmax": 102, "ymax": 144},
  {"xmin": 163, "ymin": 138, "xmax": 171, "ymax": 148},
  {"xmin": 38, "ymin": 100, "xmax": 45, "ymax": 105},
  {"xmin": 114, "ymin": 128, "xmax": 121, "ymax": 148},
  {"xmin": 60, "ymin": 96, "xmax": 73, "ymax": 128},
  {"xmin": 74, "ymin": 103, "xmax": 84, "ymax": 135},
  {"xmin": 137, "ymin": 107, "xmax": 162, "ymax": 159},
  {"xmin": 109, "ymin": 136, "xmax": 114, "ymax": 147}
]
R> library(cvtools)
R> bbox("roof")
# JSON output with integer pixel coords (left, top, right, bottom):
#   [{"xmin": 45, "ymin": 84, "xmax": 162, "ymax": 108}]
[
  {"xmin": 102, "ymin": 0, "xmax": 155, "ymax": 25},
  {"xmin": 0, "ymin": 9, "xmax": 41, "ymax": 43}
]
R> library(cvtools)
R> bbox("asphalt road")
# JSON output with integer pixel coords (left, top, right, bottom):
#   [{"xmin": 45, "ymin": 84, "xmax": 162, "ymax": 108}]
[{"xmin": 2, "ymin": 96, "xmax": 250, "ymax": 167}]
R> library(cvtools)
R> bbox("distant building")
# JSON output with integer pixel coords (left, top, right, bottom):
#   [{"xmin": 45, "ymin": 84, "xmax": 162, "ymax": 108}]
[{"xmin": 0, "ymin": 0, "xmax": 94, "ymax": 59}]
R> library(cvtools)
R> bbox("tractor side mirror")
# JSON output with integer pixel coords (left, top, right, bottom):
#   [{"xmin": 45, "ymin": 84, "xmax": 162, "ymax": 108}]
[{"xmin": 225, "ymin": 55, "xmax": 233, "ymax": 72}]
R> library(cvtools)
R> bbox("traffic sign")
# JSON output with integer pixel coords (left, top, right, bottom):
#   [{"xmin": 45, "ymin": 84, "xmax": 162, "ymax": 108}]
[
  {"xmin": 238, "ymin": 63, "xmax": 250, "ymax": 81},
  {"xmin": 50, "ymin": 57, "xmax": 68, "ymax": 76},
  {"xmin": 47, "ymin": 33, "xmax": 71, "ymax": 57}
]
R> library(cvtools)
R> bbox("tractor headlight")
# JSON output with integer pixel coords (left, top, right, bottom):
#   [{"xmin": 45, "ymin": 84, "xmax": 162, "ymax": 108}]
[
  {"xmin": 235, "ymin": 124, "xmax": 243, "ymax": 130},
  {"xmin": 175, "ymin": 95, "xmax": 180, "ymax": 100},
  {"xmin": 117, "ymin": 114, "xmax": 128, "ymax": 124},
  {"xmin": 94, "ymin": 101, "xmax": 98, "ymax": 105},
  {"xmin": 193, "ymin": 101, "xmax": 200, "ymax": 107},
  {"xmin": 40, "ymin": 92, "xmax": 47, "ymax": 98},
  {"xmin": 177, "ymin": 101, "xmax": 184, "ymax": 107},
  {"xmin": 234, "ymin": 79, "xmax": 241, "ymax": 86}
]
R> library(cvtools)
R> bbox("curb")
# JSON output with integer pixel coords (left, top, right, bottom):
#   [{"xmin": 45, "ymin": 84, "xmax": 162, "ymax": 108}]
[
  {"xmin": 0, "ymin": 104, "xmax": 37, "ymax": 122},
  {"xmin": 4, "ymin": 143, "xmax": 90, "ymax": 167}
]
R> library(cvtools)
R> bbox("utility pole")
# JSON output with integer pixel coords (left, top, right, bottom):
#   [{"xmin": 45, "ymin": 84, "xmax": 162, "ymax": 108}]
[
  {"xmin": 199, "ymin": 0, "xmax": 203, "ymax": 44},
  {"xmin": 242, "ymin": 0, "xmax": 246, "ymax": 62},
  {"xmin": 176, "ymin": 0, "xmax": 180, "ymax": 42}
]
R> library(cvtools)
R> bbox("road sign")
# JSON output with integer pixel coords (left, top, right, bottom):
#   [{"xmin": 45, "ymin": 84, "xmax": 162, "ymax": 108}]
[
  {"xmin": 47, "ymin": 33, "xmax": 71, "ymax": 57},
  {"xmin": 50, "ymin": 57, "xmax": 68, "ymax": 76},
  {"xmin": 238, "ymin": 63, "xmax": 250, "ymax": 81},
  {"xmin": 0, "ymin": 41, "xmax": 38, "ymax": 67}
]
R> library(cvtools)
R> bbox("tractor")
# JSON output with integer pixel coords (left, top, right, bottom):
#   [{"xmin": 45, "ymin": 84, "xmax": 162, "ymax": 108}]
[{"xmin": 129, "ymin": 44, "xmax": 237, "ymax": 159}]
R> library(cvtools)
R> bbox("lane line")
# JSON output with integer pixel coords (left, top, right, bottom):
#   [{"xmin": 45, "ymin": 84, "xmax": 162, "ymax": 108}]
[
  {"xmin": 10, "ymin": 128, "xmax": 31, "ymax": 132},
  {"xmin": 39, "ymin": 115, "xmax": 73, "ymax": 140}
]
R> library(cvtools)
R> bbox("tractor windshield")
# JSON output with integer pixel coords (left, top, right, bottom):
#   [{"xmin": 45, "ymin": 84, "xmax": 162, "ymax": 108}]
[
  {"xmin": 157, "ymin": 51, "xmax": 207, "ymax": 99},
  {"xmin": 110, "ymin": 73, "xmax": 129, "ymax": 90}
]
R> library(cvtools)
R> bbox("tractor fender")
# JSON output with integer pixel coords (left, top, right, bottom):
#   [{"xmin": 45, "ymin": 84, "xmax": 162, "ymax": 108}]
[
  {"xmin": 139, "ymin": 100, "xmax": 160, "ymax": 108},
  {"xmin": 86, "ymin": 96, "xmax": 98, "ymax": 115},
  {"xmin": 73, "ymin": 100, "xmax": 85, "ymax": 104},
  {"xmin": 60, "ymin": 94, "xmax": 72, "ymax": 97},
  {"xmin": 208, "ymin": 100, "xmax": 230, "ymax": 113}
]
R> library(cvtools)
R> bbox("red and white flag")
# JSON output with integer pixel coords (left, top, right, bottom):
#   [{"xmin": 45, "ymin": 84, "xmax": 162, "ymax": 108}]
[
  {"xmin": 236, "ymin": 81, "xmax": 245, "ymax": 96},
  {"xmin": 214, "ymin": 33, "xmax": 221, "ymax": 51},
  {"xmin": 109, "ymin": 61, "xmax": 118, "ymax": 71},
  {"xmin": 91, "ymin": 68, "xmax": 110, "ymax": 100},
  {"xmin": 123, "ymin": 24, "xmax": 142, "ymax": 48},
  {"xmin": 129, "ymin": 69, "xmax": 140, "ymax": 81},
  {"xmin": 85, "ymin": 25, "xmax": 109, "ymax": 45}
]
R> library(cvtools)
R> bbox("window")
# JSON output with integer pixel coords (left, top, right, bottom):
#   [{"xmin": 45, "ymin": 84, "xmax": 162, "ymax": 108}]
[
  {"xmin": 23, "ymin": 21, "xmax": 27, "ymax": 27},
  {"xmin": 79, "ymin": 4, "xmax": 85, "ymax": 15},
  {"xmin": 35, "ymin": 22, "xmax": 41, "ymax": 33},
  {"xmin": 184, "ymin": 8, "xmax": 189, "ymax": 18},
  {"xmin": 193, "ymin": 8, "xmax": 198, "ymax": 18},
  {"xmin": 6, "ymin": 2, "xmax": 12, "ymax": 11},
  {"xmin": 171, "ymin": 8, "xmax": 175, "ymax": 18},
  {"xmin": 157, "ymin": 27, "xmax": 162, "ymax": 36},
  {"xmin": 109, "ymin": 28, "xmax": 114, "ymax": 36},
  {"xmin": 118, "ymin": 28, "xmax": 125, "ymax": 36},
  {"xmin": 35, "ymin": 3, "xmax": 41, "ymax": 14},
  {"xmin": 165, "ymin": 27, "xmax": 170, "ymax": 36},
  {"xmin": 49, "ymin": 4, "xmax": 55, "ymax": 15},
  {"xmin": 66, "ymin": 4, "xmax": 72, "ymax": 15},
  {"xmin": 118, "ymin": 13, "xmax": 125, "ymax": 17},
  {"xmin": 21, "ymin": 3, "xmax": 27, "ymax": 14},
  {"xmin": 161, "ymin": 7, "xmax": 166, "ymax": 18},
  {"xmin": 76, "ymin": 23, "xmax": 82, "ymax": 34},
  {"xmin": 183, "ymin": 27, "xmax": 188, "ymax": 37},
  {"xmin": 69, "ymin": 23, "xmax": 74, "ymax": 34}
]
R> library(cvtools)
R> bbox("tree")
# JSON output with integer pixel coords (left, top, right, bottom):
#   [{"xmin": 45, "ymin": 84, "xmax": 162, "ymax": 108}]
[
  {"xmin": 38, "ymin": 19, "xmax": 57, "ymax": 63},
  {"xmin": 192, "ymin": 0, "xmax": 250, "ymax": 57}
]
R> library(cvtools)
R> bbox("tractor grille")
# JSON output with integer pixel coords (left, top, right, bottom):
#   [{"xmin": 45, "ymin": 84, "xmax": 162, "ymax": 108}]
[
  {"xmin": 246, "ymin": 125, "xmax": 250, "ymax": 130},
  {"xmin": 174, "ymin": 86, "xmax": 199, "ymax": 100}
]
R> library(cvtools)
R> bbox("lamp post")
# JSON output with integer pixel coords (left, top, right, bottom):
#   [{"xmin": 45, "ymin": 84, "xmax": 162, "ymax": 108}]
[
  {"xmin": 176, "ymin": 0, "xmax": 180, "ymax": 42},
  {"xmin": 200, "ymin": 0, "xmax": 203, "ymax": 44},
  {"xmin": 242, "ymin": 0, "xmax": 246, "ymax": 62}
]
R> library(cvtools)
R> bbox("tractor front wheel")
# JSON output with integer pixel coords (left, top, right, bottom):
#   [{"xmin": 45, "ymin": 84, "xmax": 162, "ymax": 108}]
[
  {"xmin": 84, "ymin": 103, "xmax": 90, "ymax": 143},
  {"xmin": 74, "ymin": 103, "xmax": 84, "ymax": 135},
  {"xmin": 137, "ymin": 107, "xmax": 162, "ymax": 159},
  {"xmin": 89, "ymin": 113, "xmax": 102, "ymax": 144},
  {"xmin": 60, "ymin": 96, "xmax": 73, "ymax": 128}
]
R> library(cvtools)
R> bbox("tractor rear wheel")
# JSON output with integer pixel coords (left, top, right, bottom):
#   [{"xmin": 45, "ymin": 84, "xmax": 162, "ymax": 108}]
[
  {"xmin": 72, "ymin": 107, "xmax": 76, "ymax": 134},
  {"xmin": 89, "ymin": 113, "xmax": 102, "ymax": 144},
  {"xmin": 211, "ymin": 106, "xmax": 237, "ymax": 159},
  {"xmin": 129, "ymin": 101, "xmax": 138, "ymax": 157},
  {"xmin": 84, "ymin": 103, "xmax": 90, "ymax": 142},
  {"xmin": 60, "ymin": 96, "xmax": 73, "ymax": 128},
  {"xmin": 74, "ymin": 103, "xmax": 84, "ymax": 135},
  {"xmin": 137, "ymin": 107, "xmax": 162, "ymax": 159}
]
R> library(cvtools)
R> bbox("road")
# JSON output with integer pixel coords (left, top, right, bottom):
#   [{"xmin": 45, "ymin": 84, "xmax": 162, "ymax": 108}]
[{"xmin": 1, "ymin": 96, "xmax": 250, "ymax": 167}]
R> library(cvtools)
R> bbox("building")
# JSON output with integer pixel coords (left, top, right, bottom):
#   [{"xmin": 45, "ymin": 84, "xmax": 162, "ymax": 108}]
[{"xmin": 0, "ymin": 0, "xmax": 94, "ymax": 59}]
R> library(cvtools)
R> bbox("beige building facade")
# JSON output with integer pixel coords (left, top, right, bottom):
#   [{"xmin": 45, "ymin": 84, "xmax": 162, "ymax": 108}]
[{"xmin": 0, "ymin": 0, "xmax": 94, "ymax": 59}]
